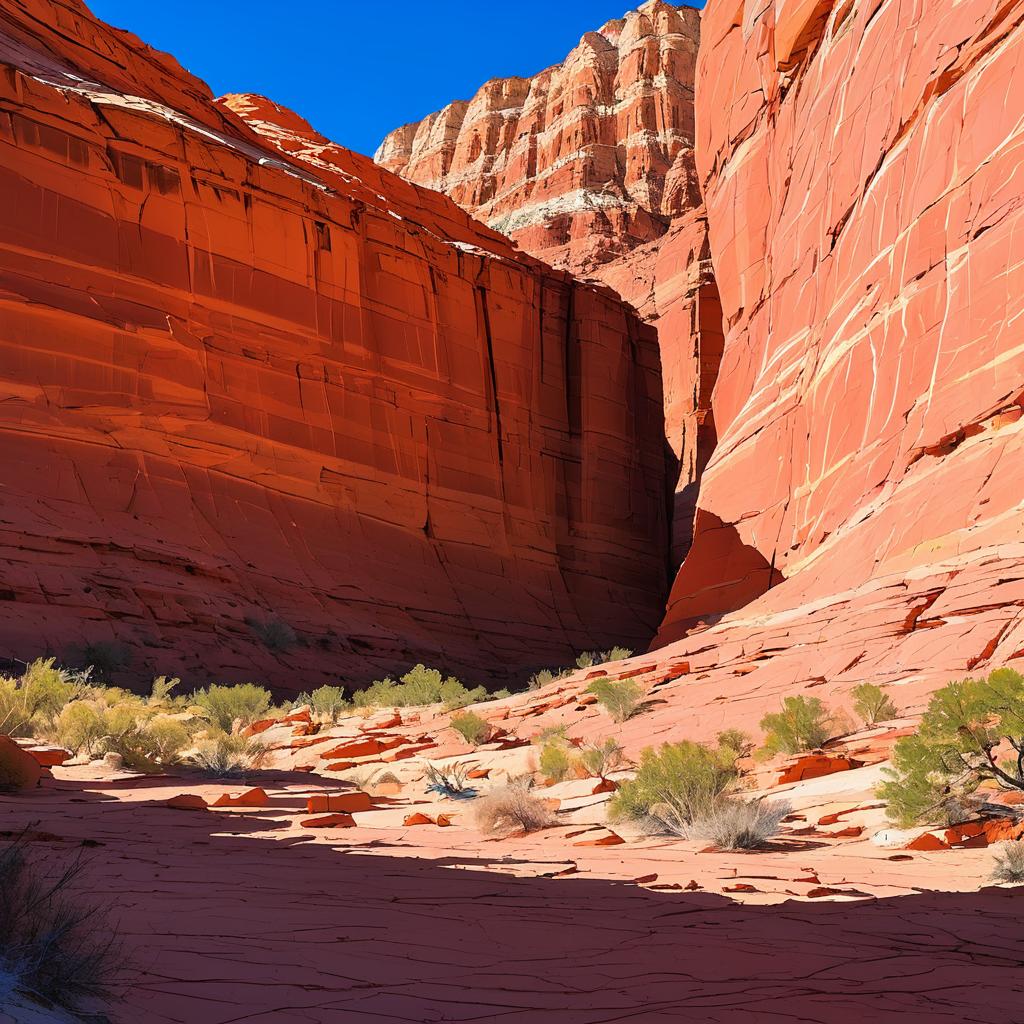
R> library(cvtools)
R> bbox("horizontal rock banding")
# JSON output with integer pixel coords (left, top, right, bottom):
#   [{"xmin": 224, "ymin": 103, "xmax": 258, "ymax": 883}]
[{"xmin": 0, "ymin": 0, "xmax": 669, "ymax": 689}]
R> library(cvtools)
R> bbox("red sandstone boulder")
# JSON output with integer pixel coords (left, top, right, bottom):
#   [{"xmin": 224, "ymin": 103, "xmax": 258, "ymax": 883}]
[
  {"xmin": 306, "ymin": 792, "xmax": 373, "ymax": 814},
  {"xmin": 0, "ymin": 736, "xmax": 43, "ymax": 791},
  {"xmin": 212, "ymin": 788, "xmax": 270, "ymax": 809},
  {"xmin": 166, "ymin": 794, "xmax": 209, "ymax": 811},
  {"xmin": 777, "ymin": 755, "xmax": 864, "ymax": 785},
  {"xmin": 301, "ymin": 813, "xmax": 356, "ymax": 829}
]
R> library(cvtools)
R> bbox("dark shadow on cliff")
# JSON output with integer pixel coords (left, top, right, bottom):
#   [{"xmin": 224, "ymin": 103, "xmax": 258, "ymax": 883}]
[{"xmin": 656, "ymin": 511, "xmax": 787, "ymax": 648}]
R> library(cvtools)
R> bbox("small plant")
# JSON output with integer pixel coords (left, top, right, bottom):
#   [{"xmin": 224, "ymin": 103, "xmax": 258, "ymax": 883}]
[
  {"xmin": 190, "ymin": 731, "xmax": 266, "ymax": 777},
  {"xmin": 294, "ymin": 685, "xmax": 350, "ymax": 723},
  {"xmin": 149, "ymin": 675, "xmax": 182, "ymax": 706},
  {"xmin": 423, "ymin": 760, "xmax": 473, "ymax": 796},
  {"xmin": 878, "ymin": 669, "xmax": 1024, "ymax": 826},
  {"xmin": 686, "ymin": 797, "xmax": 792, "ymax": 849},
  {"xmin": 474, "ymin": 782, "xmax": 557, "ymax": 834},
  {"xmin": 449, "ymin": 711, "xmax": 491, "ymax": 746},
  {"xmin": 604, "ymin": 647, "xmax": 633, "ymax": 662},
  {"xmin": 0, "ymin": 832, "xmax": 121, "ymax": 1008},
  {"xmin": 760, "ymin": 695, "xmax": 833, "ymax": 755},
  {"xmin": 579, "ymin": 737, "xmax": 626, "ymax": 779},
  {"xmin": 528, "ymin": 668, "xmax": 555, "ymax": 690},
  {"xmin": 245, "ymin": 616, "xmax": 298, "ymax": 651},
  {"xmin": 576, "ymin": 651, "xmax": 598, "ymax": 670},
  {"xmin": 586, "ymin": 677, "xmax": 645, "ymax": 723},
  {"xmin": 716, "ymin": 729, "xmax": 752, "ymax": 757},
  {"xmin": 609, "ymin": 740, "xmax": 738, "ymax": 835},
  {"xmin": 991, "ymin": 841, "xmax": 1024, "ymax": 883},
  {"xmin": 191, "ymin": 683, "xmax": 272, "ymax": 732},
  {"xmin": 851, "ymin": 683, "xmax": 899, "ymax": 727},
  {"xmin": 539, "ymin": 740, "xmax": 572, "ymax": 783}
]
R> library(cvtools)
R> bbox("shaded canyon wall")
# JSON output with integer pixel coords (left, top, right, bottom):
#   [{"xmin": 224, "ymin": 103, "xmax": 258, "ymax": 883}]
[{"xmin": 0, "ymin": 0, "xmax": 670, "ymax": 689}]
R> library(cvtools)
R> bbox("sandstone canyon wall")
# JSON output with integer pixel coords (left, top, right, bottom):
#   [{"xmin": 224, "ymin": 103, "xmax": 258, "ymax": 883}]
[
  {"xmin": 653, "ymin": 0, "xmax": 1024, "ymax": 684},
  {"xmin": 375, "ymin": 1, "xmax": 701, "ymax": 280},
  {"xmin": 0, "ymin": 0, "xmax": 670, "ymax": 689},
  {"xmin": 377, "ymin": 2, "xmax": 717, "ymax": 563}
]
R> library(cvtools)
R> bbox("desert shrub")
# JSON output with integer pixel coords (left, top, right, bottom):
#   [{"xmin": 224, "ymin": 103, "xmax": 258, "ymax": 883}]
[
  {"xmin": 760, "ymin": 695, "xmax": 833, "ymax": 755},
  {"xmin": 144, "ymin": 716, "xmax": 192, "ymax": 764},
  {"xmin": 852, "ymin": 683, "xmax": 899, "ymax": 727},
  {"xmin": 191, "ymin": 683, "xmax": 271, "ymax": 732},
  {"xmin": 147, "ymin": 675, "xmax": 183, "ymax": 708},
  {"xmin": 604, "ymin": 647, "xmax": 633, "ymax": 662},
  {"xmin": 293, "ymin": 685, "xmax": 350, "ymax": 723},
  {"xmin": 878, "ymin": 669, "xmax": 1024, "ymax": 826},
  {"xmin": 609, "ymin": 740, "xmax": 738, "ymax": 834},
  {"xmin": 716, "ymin": 729, "xmax": 752, "ymax": 757},
  {"xmin": 686, "ymin": 797, "xmax": 792, "ymax": 849},
  {"xmin": 579, "ymin": 737, "xmax": 626, "ymax": 779},
  {"xmin": 53, "ymin": 694, "xmax": 189, "ymax": 771},
  {"xmin": 0, "ymin": 676, "xmax": 33, "ymax": 738},
  {"xmin": 991, "ymin": 841, "xmax": 1024, "ymax": 883},
  {"xmin": 528, "ymin": 668, "xmax": 555, "ymax": 690},
  {"xmin": 575, "ymin": 651, "xmax": 598, "ymax": 670},
  {"xmin": 190, "ymin": 730, "xmax": 266, "ymax": 777},
  {"xmin": 0, "ymin": 659, "xmax": 84, "ymax": 737},
  {"xmin": 352, "ymin": 665, "xmax": 486, "ymax": 710},
  {"xmin": 474, "ymin": 783, "xmax": 557, "ymax": 834},
  {"xmin": 245, "ymin": 616, "xmax": 298, "ymax": 651},
  {"xmin": 54, "ymin": 701, "xmax": 107, "ymax": 756},
  {"xmin": 539, "ymin": 740, "xmax": 572, "ymax": 783},
  {"xmin": 449, "ymin": 711, "xmax": 490, "ymax": 746},
  {"xmin": 424, "ymin": 760, "xmax": 472, "ymax": 796},
  {"xmin": 0, "ymin": 833, "xmax": 120, "ymax": 1008},
  {"xmin": 586, "ymin": 677, "xmax": 645, "ymax": 723}
]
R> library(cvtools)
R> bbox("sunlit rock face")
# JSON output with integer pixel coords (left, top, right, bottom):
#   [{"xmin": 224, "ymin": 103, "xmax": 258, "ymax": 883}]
[
  {"xmin": 658, "ymin": 0, "xmax": 1024, "ymax": 660},
  {"xmin": 0, "ymin": 0, "xmax": 670, "ymax": 689},
  {"xmin": 376, "ymin": 1, "xmax": 701, "ymax": 279}
]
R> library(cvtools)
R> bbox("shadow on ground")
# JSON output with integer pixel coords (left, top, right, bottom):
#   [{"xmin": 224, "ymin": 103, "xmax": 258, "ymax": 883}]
[{"xmin": 2, "ymin": 774, "xmax": 1023, "ymax": 1024}]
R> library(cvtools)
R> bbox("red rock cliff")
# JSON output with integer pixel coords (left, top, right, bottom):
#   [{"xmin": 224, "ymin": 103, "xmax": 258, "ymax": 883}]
[
  {"xmin": 376, "ymin": 1, "xmax": 701, "ymax": 280},
  {"xmin": 377, "ymin": 2, "xmax": 714, "ymax": 565},
  {"xmin": 0, "ymin": 0, "xmax": 669, "ymax": 689},
  {"xmin": 658, "ymin": 0, "xmax": 1024, "ymax": 664}
]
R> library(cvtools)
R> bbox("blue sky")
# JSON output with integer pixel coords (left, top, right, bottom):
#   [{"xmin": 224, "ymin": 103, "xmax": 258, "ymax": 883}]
[{"xmin": 88, "ymin": 1, "xmax": 705, "ymax": 157}]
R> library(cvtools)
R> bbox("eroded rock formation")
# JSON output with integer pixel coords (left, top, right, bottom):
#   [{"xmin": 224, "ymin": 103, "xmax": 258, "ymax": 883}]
[
  {"xmin": 377, "ymin": 2, "xmax": 715, "ymax": 563},
  {"xmin": 0, "ymin": 0, "xmax": 669, "ymax": 689},
  {"xmin": 658, "ymin": 0, "xmax": 1024, "ymax": 669},
  {"xmin": 376, "ymin": 1, "xmax": 701, "ymax": 278}
]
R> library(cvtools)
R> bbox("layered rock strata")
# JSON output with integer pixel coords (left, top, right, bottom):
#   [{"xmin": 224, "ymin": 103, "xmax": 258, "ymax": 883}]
[
  {"xmin": 376, "ymin": 0, "xmax": 701, "ymax": 279},
  {"xmin": 0, "ymin": 0, "xmax": 669, "ymax": 689},
  {"xmin": 659, "ymin": 0, "xmax": 1024, "ymax": 649}
]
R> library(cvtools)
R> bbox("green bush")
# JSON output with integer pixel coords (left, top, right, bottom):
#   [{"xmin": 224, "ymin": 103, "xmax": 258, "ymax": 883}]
[
  {"xmin": 716, "ymin": 729, "xmax": 752, "ymax": 758},
  {"xmin": 609, "ymin": 740, "xmax": 738, "ymax": 834},
  {"xmin": 604, "ymin": 647, "xmax": 633, "ymax": 662},
  {"xmin": 55, "ymin": 696, "xmax": 193, "ymax": 771},
  {"xmin": 294, "ymin": 684, "xmax": 350, "ymax": 723},
  {"xmin": 191, "ymin": 683, "xmax": 272, "ymax": 732},
  {"xmin": 352, "ymin": 665, "xmax": 487, "ymax": 710},
  {"xmin": 851, "ymin": 683, "xmax": 899, "ymax": 726},
  {"xmin": 760, "ymin": 695, "xmax": 833, "ymax": 755},
  {"xmin": 539, "ymin": 740, "xmax": 572, "ymax": 783},
  {"xmin": 449, "ymin": 711, "xmax": 491, "ymax": 746},
  {"xmin": 586, "ymin": 677, "xmax": 645, "ymax": 723},
  {"xmin": 190, "ymin": 730, "xmax": 266, "ymax": 777},
  {"xmin": 878, "ymin": 669, "xmax": 1024, "ymax": 826},
  {"xmin": 579, "ymin": 737, "xmax": 626, "ymax": 779}
]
